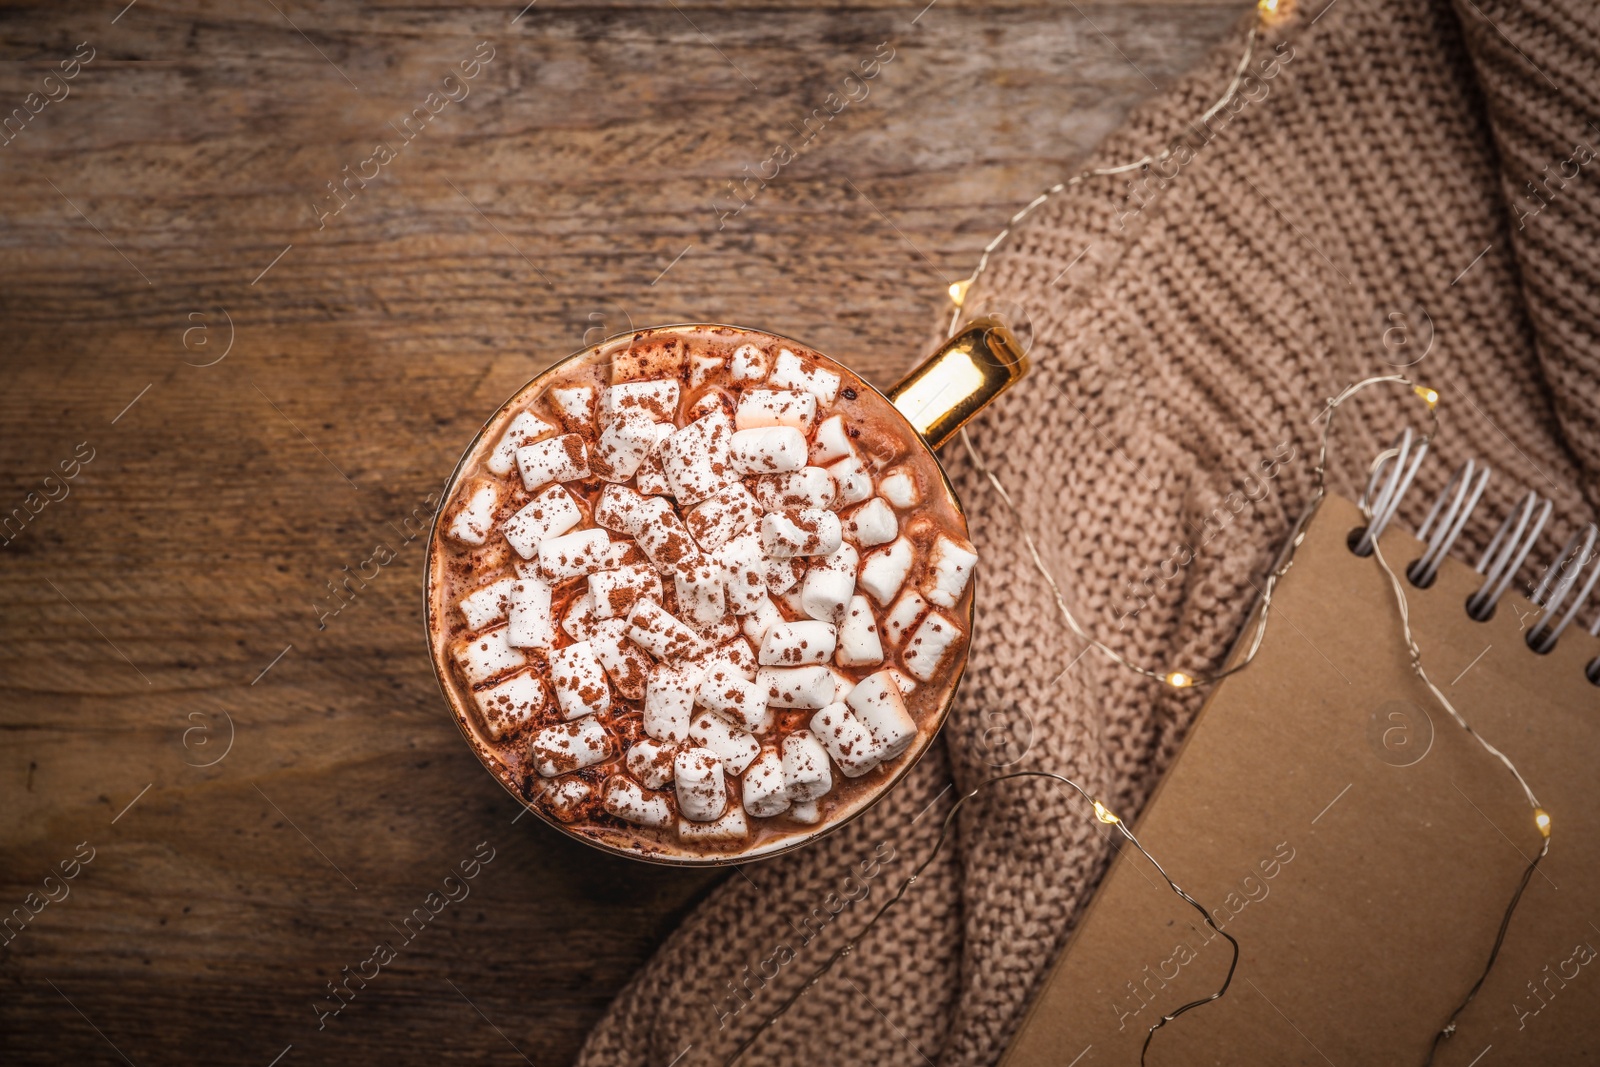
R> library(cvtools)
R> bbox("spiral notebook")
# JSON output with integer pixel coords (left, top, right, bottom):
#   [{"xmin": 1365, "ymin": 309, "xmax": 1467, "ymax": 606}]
[{"xmin": 1002, "ymin": 469, "xmax": 1600, "ymax": 1065}]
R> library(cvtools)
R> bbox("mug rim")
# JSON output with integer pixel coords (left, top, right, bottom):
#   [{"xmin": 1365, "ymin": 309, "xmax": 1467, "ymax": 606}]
[{"xmin": 424, "ymin": 322, "xmax": 976, "ymax": 866}]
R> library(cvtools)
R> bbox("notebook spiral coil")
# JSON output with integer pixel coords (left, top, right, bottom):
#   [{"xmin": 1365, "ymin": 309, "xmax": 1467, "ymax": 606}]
[{"xmin": 1353, "ymin": 429, "xmax": 1600, "ymax": 685}]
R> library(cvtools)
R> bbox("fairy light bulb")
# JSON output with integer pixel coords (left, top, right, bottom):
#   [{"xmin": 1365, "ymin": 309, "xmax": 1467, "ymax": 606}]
[
  {"xmin": 1535, "ymin": 808, "xmax": 1552, "ymax": 837},
  {"xmin": 947, "ymin": 278, "xmax": 971, "ymax": 307},
  {"xmin": 1093, "ymin": 800, "xmax": 1121, "ymax": 824},
  {"xmin": 1414, "ymin": 385, "xmax": 1440, "ymax": 409},
  {"xmin": 1258, "ymin": 0, "xmax": 1279, "ymax": 12},
  {"xmin": 1166, "ymin": 671, "xmax": 1194, "ymax": 688}
]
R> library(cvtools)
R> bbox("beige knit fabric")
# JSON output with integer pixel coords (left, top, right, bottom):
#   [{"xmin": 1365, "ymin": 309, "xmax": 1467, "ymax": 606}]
[{"xmin": 579, "ymin": 1, "xmax": 1599, "ymax": 1064}]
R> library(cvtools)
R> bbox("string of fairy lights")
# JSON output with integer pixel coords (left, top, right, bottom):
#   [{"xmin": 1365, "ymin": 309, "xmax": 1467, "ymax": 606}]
[{"xmin": 728, "ymin": 0, "xmax": 1560, "ymax": 1062}]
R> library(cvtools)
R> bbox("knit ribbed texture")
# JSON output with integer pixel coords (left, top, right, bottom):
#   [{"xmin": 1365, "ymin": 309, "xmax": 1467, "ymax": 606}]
[{"xmin": 579, "ymin": 1, "xmax": 1599, "ymax": 1063}]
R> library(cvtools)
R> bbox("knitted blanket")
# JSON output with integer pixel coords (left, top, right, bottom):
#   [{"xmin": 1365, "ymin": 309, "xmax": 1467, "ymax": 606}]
[{"xmin": 579, "ymin": 0, "xmax": 1599, "ymax": 1063}]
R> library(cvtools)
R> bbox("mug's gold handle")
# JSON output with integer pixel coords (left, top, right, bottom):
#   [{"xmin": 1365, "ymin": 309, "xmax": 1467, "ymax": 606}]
[{"xmin": 886, "ymin": 316, "xmax": 1030, "ymax": 451}]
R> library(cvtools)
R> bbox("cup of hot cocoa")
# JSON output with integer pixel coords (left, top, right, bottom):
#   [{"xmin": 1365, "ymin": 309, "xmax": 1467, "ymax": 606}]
[{"xmin": 426, "ymin": 321, "xmax": 1027, "ymax": 863}]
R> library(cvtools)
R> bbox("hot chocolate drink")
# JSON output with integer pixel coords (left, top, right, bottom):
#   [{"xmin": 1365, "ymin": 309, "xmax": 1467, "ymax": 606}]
[{"xmin": 427, "ymin": 325, "xmax": 977, "ymax": 861}]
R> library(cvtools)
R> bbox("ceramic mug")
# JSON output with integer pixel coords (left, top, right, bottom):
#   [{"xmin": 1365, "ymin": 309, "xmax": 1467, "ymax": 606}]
[{"xmin": 426, "ymin": 318, "xmax": 1028, "ymax": 864}]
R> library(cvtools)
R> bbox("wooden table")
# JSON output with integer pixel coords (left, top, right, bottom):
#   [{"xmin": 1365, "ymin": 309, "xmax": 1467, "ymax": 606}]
[{"xmin": 0, "ymin": 2, "xmax": 1247, "ymax": 1062}]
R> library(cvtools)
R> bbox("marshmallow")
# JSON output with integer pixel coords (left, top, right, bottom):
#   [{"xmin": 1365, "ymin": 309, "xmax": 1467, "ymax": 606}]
[
  {"xmin": 531, "ymin": 716, "xmax": 610, "ymax": 777},
  {"xmin": 888, "ymin": 668, "xmax": 917, "ymax": 695},
  {"xmin": 878, "ymin": 467, "xmax": 921, "ymax": 509},
  {"xmin": 787, "ymin": 800, "xmax": 821, "ymax": 824},
  {"xmin": 777, "ymin": 585, "xmax": 809, "ymax": 620},
  {"xmin": 686, "ymin": 390, "xmax": 733, "ymax": 422},
  {"xmin": 549, "ymin": 640, "xmax": 611, "ymax": 719},
  {"xmin": 611, "ymin": 338, "xmax": 688, "ymax": 382},
  {"xmin": 594, "ymin": 412, "xmax": 662, "ymax": 482},
  {"xmin": 447, "ymin": 479, "xmax": 500, "ymax": 546},
  {"xmin": 760, "ymin": 509, "xmax": 843, "ymax": 558},
  {"xmin": 644, "ymin": 663, "xmax": 700, "ymax": 742},
  {"xmin": 810, "ymin": 703, "xmax": 881, "ymax": 778},
  {"xmin": 843, "ymin": 498, "xmax": 899, "ymax": 548},
  {"xmin": 770, "ymin": 349, "xmax": 841, "ymax": 405},
  {"xmin": 627, "ymin": 597, "xmax": 705, "ymax": 662},
  {"xmin": 780, "ymin": 730, "xmax": 834, "ymax": 801},
  {"xmin": 634, "ymin": 509, "xmax": 703, "ymax": 578},
  {"xmin": 755, "ymin": 470, "xmax": 831, "ymax": 514},
  {"xmin": 827, "ymin": 667, "xmax": 855, "ymax": 705},
  {"xmin": 674, "ymin": 561, "xmax": 727, "ymax": 630},
  {"xmin": 677, "ymin": 801, "xmax": 749, "ymax": 843},
  {"xmin": 502, "ymin": 485, "xmax": 582, "ymax": 559},
  {"xmin": 729, "ymin": 343, "xmax": 769, "ymax": 383},
  {"xmin": 742, "ymin": 748, "xmax": 791, "ymax": 818},
  {"xmin": 660, "ymin": 410, "xmax": 736, "ymax": 506},
  {"xmin": 539, "ymin": 529, "xmax": 613, "ymax": 581},
  {"xmin": 695, "ymin": 667, "xmax": 770, "ymax": 733},
  {"xmin": 697, "ymin": 616, "xmax": 744, "ymax": 649},
  {"xmin": 602, "ymin": 776, "xmax": 673, "ymax": 828},
  {"xmin": 882, "ymin": 590, "xmax": 929, "ymax": 647},
  {"xmin": 560, "ymin": 592, "xmax": 601, "ymax": 642},
  {"xmin": 800, "ymin": 542, "xmax": 858, "ymax": 623},
  {"xmin": 506, "ymin": 576, "xmax": 555, "ymax": 647},
  {"xmin": 835, "ymin": 595, "xmax": 885, "ymax": 668},
  {"xmin": 729, "ymin": 426, "xmax": 808, "ymax": 475},
  {"xmin": 688, "ymin": 710, "xmax": 761, "ymax": 775},
  {"xmin": 903, "ymin": 610, "xmax": 961, "ymax": 682},
  {"xmin": 689, "ymin": 354, "xmax": 725, "ymax": 389},
  {"xmin": 589, "ymin": 618, "xmax": 650, "ymax": 700},
  {"xmin": 594, "ymin": 487, "xmax": 702, "ymax": 575},
  {"xmin": 634, "ymin": 424, "xmax": 676, "ymax": 495},
  {"xmin": 458, "ymin": 576, "xmax": 518, "ymax": 632},
  {"xmin": 516, "ymin": 433, "xmax": 591, "ymax": 491},
  {"xmin": 542, "ymin": 778, "xmax": 593, "ymax": 822},
  {"xmin": 923, "ymin": 534, "xmax": 979, "ymax": 608},
  {"xmin": 859, "ymin": 537, "xmax": 914, "ymax": 605},
  {"xmin": 594, "ymin": 483, "xmax": 655, "ymax": 535},
  {"xmin": 471, "ymin": 670, "xmax": 547, "ymax": 739},
  {"xmin": 766, "ymin": 555, "xmax": 805, "ymax": 595},
  {"xmin": 717, "ymin": 531, "xmax": 769, "ymax": 615},
  {"xmin": 687, "ymin": 482, "xmax": 762, "ymax": 551},
  {"xmin": 599, "ymin": 379, "xmax": 679, "ymax": 427},
  {"xmin": 740, "ymin": 593, "xmax": 784, "ymax": 646},
  {"xmin": 703, "ymin": 635, "xmax": 759, "ymax": 681},
  {"xmin": 759, "ymin": 620, "xmax": 838, "ymax": 667},
  {"xmin": 809, "ymin": 415, "xmax": 854, "ymax": 465},
  {"xmin": 453, "ymin": 627, "xmax": 527, "ymax": 686},
  {"xmin": 734, "ymin": 389, "xmax": 817, "ymax": 433},
  {"xmin": 587, "ymin": 562, "xmax": 663, "ymax": 619},
  {"xmin": 488, "ymin": 410, "xmax": 557, "ymax": 476},
  {"xmin": 828, "ymin": 454, "xmax": 873, "ymax": 505},
  {"xmin": 846, "ymin": 671, "xmax": 917, "ymax": 760},
  {"xmin": 598, "ymin": 540, "xmax": 642, "ymax": 569},
  {"xmin": 549, "ymin": 385, "xmax": 596, "ymax": 431},
  {"xmin": 757, "ymin": 666, "xmax": 836, "ymax": 709},
  {"xmin": 626, "ymin": 737, "xmax": 677, "ymax": 790}
]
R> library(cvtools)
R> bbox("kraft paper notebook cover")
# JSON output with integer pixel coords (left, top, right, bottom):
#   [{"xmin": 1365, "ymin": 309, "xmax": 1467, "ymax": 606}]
[{"xmin": 1001, "ymin": 492, "xmax": 1600, "ymax": 1067}]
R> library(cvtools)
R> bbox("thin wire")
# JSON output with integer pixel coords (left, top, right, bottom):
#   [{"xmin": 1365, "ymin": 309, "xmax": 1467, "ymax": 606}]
[
  {"xmin": 959, "ymin": 375, "xmax": 1436, "ymax": 688},
  {"xmin": 1424, "ymin": 841, "xmax": 1547, "ymax": 1064},
  {"xmin": 947, "ymin": 24, "xmax": 1262, "ymax": 338},
  {"xmin": 963, "ymin": 382, "xmax": 1552, "ymax": 1061},
  {"xmin": 721, "ymin": 771, "xmax": 1240, "ymax": 1067},
  {"xmin": 934, "ymin": 4, "xmax": 1555, "ymax": 1062},
  {"xmin": 1362, "ymin": 468, "xmax": 1552, "ymax": 1060},
  {"xmin": 1366, "ymin": 508, "xmax": 1541, "ymax": 811},
  {"xmin": 775, "ymin": 37, "xmax": 1279, "ymax": 1036}
]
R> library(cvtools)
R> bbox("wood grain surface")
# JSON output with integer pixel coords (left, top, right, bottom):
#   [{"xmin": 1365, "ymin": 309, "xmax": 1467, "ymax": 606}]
[{"xmin": 0, "ymin": 1, "xmax": 1248, "ymax": 1063}]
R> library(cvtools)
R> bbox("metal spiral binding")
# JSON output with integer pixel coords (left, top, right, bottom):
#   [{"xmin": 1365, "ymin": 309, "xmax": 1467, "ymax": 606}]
[
  {"xmin": 1363, "ymin": 450, "xmax": 1600, "ymax": 683},
  {"xmin": 1355, "ymin": 428, "xmax": 1428, "ymax": 556}
]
